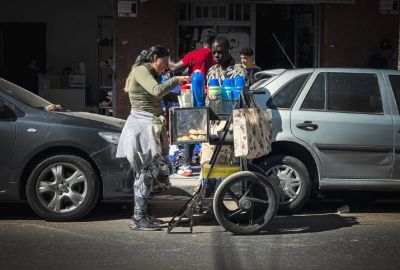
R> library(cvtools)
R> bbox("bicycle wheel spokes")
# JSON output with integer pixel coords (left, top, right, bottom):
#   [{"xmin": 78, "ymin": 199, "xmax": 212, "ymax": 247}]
[
  {"xmin": 248, "ymin": 197, "xmax": 269, "ymax": 204},
  {"xmin": 213, "ymin": 171, "xmax": 279, "ymax": 235}
]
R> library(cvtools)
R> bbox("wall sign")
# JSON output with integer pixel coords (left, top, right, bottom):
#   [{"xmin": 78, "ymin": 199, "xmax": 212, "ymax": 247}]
[
  {"xmin": 380, "ymin": 0, "xmax": 399, "ymax": 14},
  {"xmin": 118, "ymin": 1, "xmax": 137, "ymax": 17}
]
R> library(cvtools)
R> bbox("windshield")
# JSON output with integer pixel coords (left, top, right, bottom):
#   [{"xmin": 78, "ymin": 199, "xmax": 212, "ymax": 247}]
[{"xmin": 0, "ymin": 78, "xmax": 51, "ymax": 108}]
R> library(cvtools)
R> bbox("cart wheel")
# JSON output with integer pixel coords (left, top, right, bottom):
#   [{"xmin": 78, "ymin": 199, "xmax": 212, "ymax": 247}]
[{"xmin": 213, "ymin": 171, "xmax": 278, "ymax": 235}]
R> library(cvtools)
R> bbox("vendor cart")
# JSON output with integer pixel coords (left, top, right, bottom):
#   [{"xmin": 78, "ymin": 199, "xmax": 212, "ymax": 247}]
[{"xmin": 167, "ymin": 90, "xmax": 280, "ymax": 235}]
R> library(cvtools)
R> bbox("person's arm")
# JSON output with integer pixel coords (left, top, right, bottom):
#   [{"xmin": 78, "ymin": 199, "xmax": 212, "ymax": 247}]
[
  {"xmin": 168, "ymin": 59, "xmax": 186, "ymax": 73},
  {"xmin": 135, "ymin": 66, "xmax": 180, "ymax": 97}
]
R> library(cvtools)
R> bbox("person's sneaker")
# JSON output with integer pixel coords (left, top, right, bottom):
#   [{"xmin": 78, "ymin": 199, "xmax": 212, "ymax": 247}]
[
  {"xmin": 177, "ymin": 165, "xmax": 193, "ymax": 176},
  {"xmin": 147, "ymin": 215, "xmax": 164, "ymax": 225},
  {"xmin": 129, "ymin": 217, "xmax": 161, "ymax": 231}
]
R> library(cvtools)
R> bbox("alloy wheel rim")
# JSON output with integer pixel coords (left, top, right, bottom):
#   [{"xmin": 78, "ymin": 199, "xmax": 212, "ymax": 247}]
[
  {"xmin": 36, "ymin": 163, "xmax": 87, "ymax": 213},
  {"xmin": 266, "ymin": 165, "xmax": 301, "ymax": 205}
]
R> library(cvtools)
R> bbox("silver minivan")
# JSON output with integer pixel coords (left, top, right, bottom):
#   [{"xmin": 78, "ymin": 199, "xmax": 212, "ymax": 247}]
[{"xmin": 252, "ymin": 68, "xmax": 400, "ymax": 213}]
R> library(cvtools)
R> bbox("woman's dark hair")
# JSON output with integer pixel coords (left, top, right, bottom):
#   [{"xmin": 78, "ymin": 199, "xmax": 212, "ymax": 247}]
[{"xmin": 133, "ymin": 45, "xmax": 169, "ymax": 68}]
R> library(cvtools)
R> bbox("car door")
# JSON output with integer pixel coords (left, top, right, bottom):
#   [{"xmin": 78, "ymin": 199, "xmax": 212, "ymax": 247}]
[
  {"xmin": 385, "ymin": 71, "xmax": 400, "ymax": 179},
  {"xmin": 0, "ymin": 97, "xmax": 17, "ymax": 191},
  {"xmin": 290, "ymin": 69, "xmax": 394, "ymax": 183}
]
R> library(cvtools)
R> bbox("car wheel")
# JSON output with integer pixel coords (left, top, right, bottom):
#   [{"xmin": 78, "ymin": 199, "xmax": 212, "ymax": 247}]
[
  {"xmin": 26, "ymin": 155, "xmax": 99, "ymax": 221},
  {"xmin": 257, "ymin": 155, "xmax": 311, "ymax": 213}
]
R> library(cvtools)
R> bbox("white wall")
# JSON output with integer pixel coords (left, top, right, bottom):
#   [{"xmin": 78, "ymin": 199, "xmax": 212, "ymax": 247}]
[{"xmin": 0, "ymin": 0, "xmax": 113, "ymax": 102}]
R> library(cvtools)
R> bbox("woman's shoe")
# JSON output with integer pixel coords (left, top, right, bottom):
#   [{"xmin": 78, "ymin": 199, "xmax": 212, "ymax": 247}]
[{"xmin": 129, "ymin": 217, "xmax": 161, "ymax": 231}]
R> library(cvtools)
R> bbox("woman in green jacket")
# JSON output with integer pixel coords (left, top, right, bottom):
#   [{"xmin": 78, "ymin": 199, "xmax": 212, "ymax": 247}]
[{"xmin": 117, "ymin": 45, "xmax": 189, "ymax": 231}]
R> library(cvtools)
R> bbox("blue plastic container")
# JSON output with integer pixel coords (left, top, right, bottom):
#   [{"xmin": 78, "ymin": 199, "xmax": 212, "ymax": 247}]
[
  {"xmin": 231, "ymin": 89, "xmax": 241, "ymax": 100},
  {"xmin": 232, "ymin": 75, "xmax": 245, "ymax": 100},
  {"xmin": 234, "ymin": 75, "xmax": 246, "ymax": 89},
  {"xmin": 221, "ymin": 78, "xmax": 234, "ymax": 100},
  {"xmin": 222, "ymin": 78, "xmax": 234, "ymax": 87},
  {"xmin": 208, "ymin": 79, "xmax": 220, "ymax": 87},
  {"xmin": 191, "ymin": 70, "xmax": 206, "ymax": 107}
]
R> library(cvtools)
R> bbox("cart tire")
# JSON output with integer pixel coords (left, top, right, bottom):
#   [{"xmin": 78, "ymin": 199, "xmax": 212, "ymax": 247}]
[{"xmin": 213, "ymin": 171, "xmax": 278, "ymax": 235}]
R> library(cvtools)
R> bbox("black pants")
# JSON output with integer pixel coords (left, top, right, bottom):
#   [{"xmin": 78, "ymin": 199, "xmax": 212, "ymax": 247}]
[{"xmin": 183, "ymin": 143, "xmax": 195, "ymax": 165}]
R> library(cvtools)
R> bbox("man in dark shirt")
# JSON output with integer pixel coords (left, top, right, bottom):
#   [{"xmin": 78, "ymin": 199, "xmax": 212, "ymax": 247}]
[{"xmin": 239, "ymin": 47, "xmax": 261, "ymax": 85}]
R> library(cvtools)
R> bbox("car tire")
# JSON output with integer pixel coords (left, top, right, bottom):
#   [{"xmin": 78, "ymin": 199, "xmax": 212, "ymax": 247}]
[
  {"xmin": 26, "ymin": 155, "xmax": 99, "ymax": 221},
  {"xmin": 256, "ymin": 155, "xmax": 311, "ymax": 213}
]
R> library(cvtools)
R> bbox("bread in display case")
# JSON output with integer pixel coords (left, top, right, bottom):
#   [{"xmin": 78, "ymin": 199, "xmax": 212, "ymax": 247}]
[{"xmin": 169, "ymin": 107, "xmax": 209, "ymax": 144}]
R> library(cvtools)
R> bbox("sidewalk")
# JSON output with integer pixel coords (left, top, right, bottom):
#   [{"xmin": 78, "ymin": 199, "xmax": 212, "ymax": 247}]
[{"xmin": 169, "ymin": 164, "xmax": 201, "ymax": 194}]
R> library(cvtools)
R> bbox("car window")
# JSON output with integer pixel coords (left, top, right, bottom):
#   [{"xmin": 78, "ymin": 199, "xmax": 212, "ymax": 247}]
[
  {"xmin": 327, "ymin": 73, "xmax": 382, "ymax": 114},
  {"xmin": 389, "ymin": 75, "xmax": 400, "ymax": 113},
  {"xmin": 301, "ymin": 73, "xmax": 325, "ymax": 110},
  {"xmin": 0, "ymin": 78, "xmax": 51, "ymax": 108},
  {"xmin": 267, "ymin": 73, "xmax": 310, "ymax": 109},
  {"xmin": 301, "ymin": 72, "xmax": 382, "ymax": 114}
]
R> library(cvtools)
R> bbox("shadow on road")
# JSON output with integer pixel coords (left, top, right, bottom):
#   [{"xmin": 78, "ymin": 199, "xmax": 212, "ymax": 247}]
[
  {"xmin": 260, "ymin": 213, "xmax": 359, "ymax": 235},
  {"xmin": 1, "ymin": 191, "xmax": 399, "ymax": 223}
]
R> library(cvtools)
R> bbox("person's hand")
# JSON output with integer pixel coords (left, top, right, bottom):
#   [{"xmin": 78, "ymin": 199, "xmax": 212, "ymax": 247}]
[{"xmin": 176, "ymin": 76, "xmax": 190, "ymax": 85}]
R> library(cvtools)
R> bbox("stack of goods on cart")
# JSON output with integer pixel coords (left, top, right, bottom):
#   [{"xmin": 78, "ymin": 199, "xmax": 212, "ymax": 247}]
[{"xmin": 207, "ymin": 74, "xmax": 246, "ymax": 122}]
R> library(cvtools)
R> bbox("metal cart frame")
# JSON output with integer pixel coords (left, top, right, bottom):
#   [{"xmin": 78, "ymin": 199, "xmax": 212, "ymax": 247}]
[{"xmin": 167, "ymin": 91, "xmax": 280, "ymax": 235}]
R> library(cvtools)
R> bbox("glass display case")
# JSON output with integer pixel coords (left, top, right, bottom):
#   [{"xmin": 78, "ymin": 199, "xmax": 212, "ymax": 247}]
[{"xmin": 169, "ymin": 107, "xmax": 209, "ymax": 144}]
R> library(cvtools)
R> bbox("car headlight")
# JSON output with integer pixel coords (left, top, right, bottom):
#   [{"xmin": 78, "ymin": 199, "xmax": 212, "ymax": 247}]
[{"xmin": 98, "ymin": 131, "xmax": 121, "ymax": 145}]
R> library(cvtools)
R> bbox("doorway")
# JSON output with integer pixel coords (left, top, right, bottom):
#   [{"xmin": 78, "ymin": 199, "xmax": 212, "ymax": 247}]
[{"xmin": 255, "ymin": 4, "xmax": 320, "ymax": 69}]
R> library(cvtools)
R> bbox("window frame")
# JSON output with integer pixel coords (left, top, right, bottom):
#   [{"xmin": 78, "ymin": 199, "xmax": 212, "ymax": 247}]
[{"xmin": 300, "ymin": 71, "xmax": 384, "ymax": 115}]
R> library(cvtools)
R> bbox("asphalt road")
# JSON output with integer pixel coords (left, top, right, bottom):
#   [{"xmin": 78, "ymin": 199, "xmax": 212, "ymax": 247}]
[{"xmin": 1, "ymin": 191, "xmax": 400, "ymax": 270}]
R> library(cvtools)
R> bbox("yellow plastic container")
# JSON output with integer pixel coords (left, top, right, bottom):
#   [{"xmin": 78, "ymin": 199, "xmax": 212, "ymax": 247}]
[{"xmin": 201, "ymin": 164, "xmax": 240, "ymax": 178}]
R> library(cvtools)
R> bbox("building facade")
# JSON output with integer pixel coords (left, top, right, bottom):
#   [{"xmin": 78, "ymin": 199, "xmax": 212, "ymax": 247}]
[{"xmin": 115, "ymin": 0, "xmax": 399, "ymax": 117}]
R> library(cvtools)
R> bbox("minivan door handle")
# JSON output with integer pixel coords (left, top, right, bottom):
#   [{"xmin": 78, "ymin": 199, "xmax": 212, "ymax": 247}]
[{"xmin": 296, "ymin": 121, "xmax": 318, "ymax": 131}]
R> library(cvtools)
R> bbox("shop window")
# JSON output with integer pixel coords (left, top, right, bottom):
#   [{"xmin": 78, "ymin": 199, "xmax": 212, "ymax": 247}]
[
  {"xmin": 195, "ymin": 5, "xmax": 210, "ymax": 20},
  {"xmin": 203, "ymin": 6, "xmax": 209, "ymax": 18},
  {"xmin": 219, "ymin": 6, "xmax": 226, "ymax": 18},
  {"xmin": 209, "ymin": 4, "xmax": 226, "ymax": 20},
  {"xmin": 179, "ymin": 3, "xmax": 192, "ymax": 20},
  {"xmin": 235, "ymin": 4, "xmax": 242, "ymax": 20},
  {"xmin": 180, "ymin": 2, "xmax": 250, "ymax": 22},
  {"xmin": 195, "ymin": 6, "xmax": 202, "ymax": 18},
  {"xmin": 243, "ymin": 4, "xmax": 250, "ymax": 20},
  {"xmin": 228, "ymin": 3, "xmax": 250, "ymax": 21}
]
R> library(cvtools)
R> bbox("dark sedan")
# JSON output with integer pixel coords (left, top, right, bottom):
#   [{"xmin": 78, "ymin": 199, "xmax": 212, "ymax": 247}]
[{"xmin": 0, "ymin": 77, "xmax": 132, "ymax": 221}]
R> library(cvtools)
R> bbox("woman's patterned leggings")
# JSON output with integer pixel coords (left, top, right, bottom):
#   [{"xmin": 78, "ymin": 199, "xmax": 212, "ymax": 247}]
[{"xmin": 133, "ymin": 156, "xmax": 160, "ymax": 220}]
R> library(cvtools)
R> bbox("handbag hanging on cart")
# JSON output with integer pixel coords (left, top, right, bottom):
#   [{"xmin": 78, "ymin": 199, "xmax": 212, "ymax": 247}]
[{"xmin": 232, "ymin": 107, "xmax": 272, "ymax": 159}]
